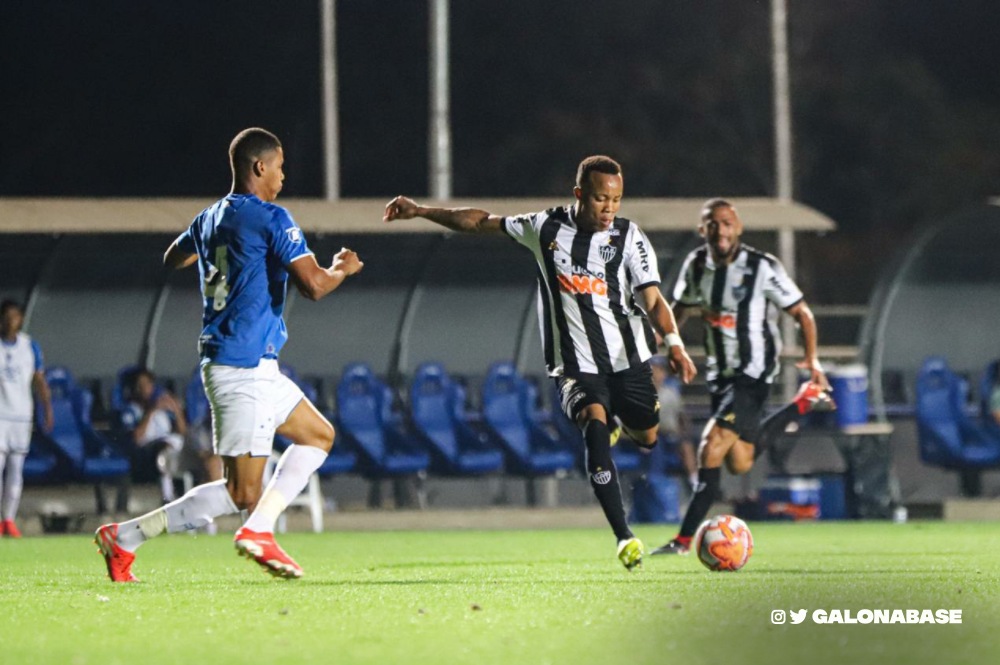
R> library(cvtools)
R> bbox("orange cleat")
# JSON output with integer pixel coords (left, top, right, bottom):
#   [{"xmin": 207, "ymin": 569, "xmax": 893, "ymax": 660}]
[
  {"xmin": 2, "ymin": 519, "xmax": 21, "ymax": 538},
  {"xmin": 794, "ymin": 381, "xmax": 836, "ymax": 415},
  {"xmin": 234, "ymin": 527, "xmax": 303, "ymax": 579},
  {"xmin": 94, "ymin": 524, "xmax": 139, "ymax": 582}
]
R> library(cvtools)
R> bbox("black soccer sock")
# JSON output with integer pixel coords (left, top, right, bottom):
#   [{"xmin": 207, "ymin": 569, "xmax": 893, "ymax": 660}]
[
  {"xmin": 677, "ymin": 467, "xmax": 722, "ymax": 538},
  {"xmin": 753, "ymin": 402, "xmax": 800, "ymax": 460},
  {"xmin": 583, "ymin": 420, "xmax": 633, "ymax": 542}
]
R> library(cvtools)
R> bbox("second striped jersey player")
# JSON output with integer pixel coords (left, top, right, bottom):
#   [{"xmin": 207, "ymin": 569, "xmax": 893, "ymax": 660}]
[
  {"xmin": 673, "ymin": 239, "xmax": 804, "ymax": 385},
  {"xmin": 651, "ymin": 198, "xmax": 834, "ymax": 557}
]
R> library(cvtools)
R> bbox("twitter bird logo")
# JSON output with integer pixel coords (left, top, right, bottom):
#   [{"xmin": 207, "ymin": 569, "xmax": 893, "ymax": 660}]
[{"xmin": 790, "ymin": 609, "xmax": 808, "ymax": 624}]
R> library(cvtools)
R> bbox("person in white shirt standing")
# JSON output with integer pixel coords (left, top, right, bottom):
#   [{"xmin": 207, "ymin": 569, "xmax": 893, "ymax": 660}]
[{"xmin": 0, "ymin": 300, "xmax": 53, "ymax": 538}]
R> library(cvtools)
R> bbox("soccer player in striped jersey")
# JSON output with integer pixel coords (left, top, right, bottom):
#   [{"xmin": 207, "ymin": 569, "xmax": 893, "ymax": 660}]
[
  {"xmin": 651, "ymin": 198, "xmax": 833, "ymax": 556},
  {"xmin": 0, "ymin": 300, "xmax": 53, "ymax": 537},
  {"xmin": 384, "ymin": 156, "xmax": 697, "ymax": 570},
  {"xmin": 95, "ymin": 128, "xmax": 364, "ymax": 581}
]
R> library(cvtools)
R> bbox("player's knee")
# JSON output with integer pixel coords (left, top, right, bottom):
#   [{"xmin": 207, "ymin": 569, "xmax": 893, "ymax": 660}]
[
  {"xmin": 699, "ymin": 435, "xmax": 730, "ymax": 468},
  {"xmin": 316, "ymin": 420, "xmax": 335, "ymax": 452},
  {"xmin": 576, "ymin": 404, "xmax": 607, "ymax": 428},
  {"xmin": 726, "ymin": 455, "xmax": 754, "ymax": 475},
  {"xmin": 634, "ymin": 427, "xmax": 658, "ymax": 447}
]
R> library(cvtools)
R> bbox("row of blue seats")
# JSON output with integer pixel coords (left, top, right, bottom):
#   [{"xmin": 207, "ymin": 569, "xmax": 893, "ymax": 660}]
[
  {"xmin": 915, "ymin": 357, "xmax": 1000, "ymax": 492},
  {"xmin": 26, "ymin": 361, "xmax": 685, "ymax": 489}
]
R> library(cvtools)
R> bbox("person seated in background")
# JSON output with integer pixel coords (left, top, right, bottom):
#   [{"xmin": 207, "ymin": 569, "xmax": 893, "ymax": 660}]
[
  {"xmin": 649, "ymin": 356, "xmax": 698, "ymax": 491},
  {"xmin": 990, "ymin": 370, "xmax": 1000, "ymax": 427},
  {"xmin": 117, "ymin": 368, "xmax": 186, "ymax": 504}
]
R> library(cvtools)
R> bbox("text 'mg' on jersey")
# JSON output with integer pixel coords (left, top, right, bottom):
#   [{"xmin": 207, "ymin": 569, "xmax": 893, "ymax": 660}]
[
  {"xmin": 673, "ymin": 244, "xmax": 803, "ymax": 384},
  {"xmin": 502, "ymin": 206, "xmax": 660, "ymax": 377},
  {"xmin": 175, "ymin": 194, "xmax": 313, "ymax": 367}
]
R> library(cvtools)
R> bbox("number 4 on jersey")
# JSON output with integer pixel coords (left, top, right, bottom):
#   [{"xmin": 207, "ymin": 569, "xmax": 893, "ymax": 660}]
[{"xmin": 204, "ymin": 245, "xmax": 230, "ymax": 311}]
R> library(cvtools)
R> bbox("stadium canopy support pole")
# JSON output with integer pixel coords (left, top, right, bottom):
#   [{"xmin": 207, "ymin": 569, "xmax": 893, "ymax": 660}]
[
  {"xmin": 141, "ymin": 282, "xmax": 172, "ymax": 371},
  {"xmin": 388, "ymin": 235, "xmax": 450, "ymax": 387},
  {"xmin": 429, "ymin": 0, "xmax": 452, "ymax": 199},
  {"xmin": 320, "ymin": 0, "xmax": 340, "ymax": 200},
  {"xmin": 772, "ymin": 0, "xmax": 797, "ymax": 401},
  {"xmin": 513, "ymin": 287, "xmax": 537, "ymax": 375},
  {"xmin": 22, "ymin": 235, "xmax": 63, "ymax": 331}
]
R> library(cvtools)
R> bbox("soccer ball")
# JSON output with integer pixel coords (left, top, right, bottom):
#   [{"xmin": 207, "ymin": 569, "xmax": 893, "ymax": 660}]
[{"xmin": 693, "ymin": 515, "xmax": 754, "ymax": 571}]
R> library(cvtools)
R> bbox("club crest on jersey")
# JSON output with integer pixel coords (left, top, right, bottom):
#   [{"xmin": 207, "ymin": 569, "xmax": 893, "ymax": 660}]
[
  {"xmin": 731, "ymin": 285, "xmax": 748, "ymax": 301},
  {"xmin": 592, "ymin": 470, "xmax": 612, "ymax": 485},
  {"xmin": 286, "ymin": 227, "xmax": 303, "ymax": 244},
  {"xmin": 599, "ymin": 245, "xmax": 617, "ymax": 263}
]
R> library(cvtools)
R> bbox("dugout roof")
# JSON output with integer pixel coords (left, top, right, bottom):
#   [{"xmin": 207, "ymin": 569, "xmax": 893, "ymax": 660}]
[{"xmin": 0, "ymin": 197, "xmax": 835, "ymax": 234}]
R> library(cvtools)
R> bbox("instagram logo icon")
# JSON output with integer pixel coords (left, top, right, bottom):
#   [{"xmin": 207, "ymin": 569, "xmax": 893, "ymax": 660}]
[{"xmin": 771, "ymin": 610, "xmax": 786, "ymax": 624}]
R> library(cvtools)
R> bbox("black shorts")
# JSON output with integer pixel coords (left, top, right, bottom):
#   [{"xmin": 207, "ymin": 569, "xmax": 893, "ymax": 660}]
[
  {"xmin": 556, "ymin": 363, "xmax": 660, "ymax": 431},
  {"xmin": 709, "ymin": 375, "xmax": 772, "ymax": 445}
]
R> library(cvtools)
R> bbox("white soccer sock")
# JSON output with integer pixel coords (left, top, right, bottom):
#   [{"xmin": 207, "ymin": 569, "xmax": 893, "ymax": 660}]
[
  {"xmin": 242, "ymin": 445, "xmax": 327, "ymax": 533},
  {"xmin": 116, "ymin": 479, "xmax": 238, "ymax": 552},
  {"xmin": 2, "ymin": 453, "xmax": 25, "ymax": 521}
]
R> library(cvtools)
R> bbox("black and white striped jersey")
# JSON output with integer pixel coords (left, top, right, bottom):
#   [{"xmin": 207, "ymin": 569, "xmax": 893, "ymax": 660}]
[
  {"xmin": 672, "ymin": 244, "xmax": 803, "ymax": 384},
  {"xmin": 502, "ymin": 205, "xmax": 660, "ymax": 377}
]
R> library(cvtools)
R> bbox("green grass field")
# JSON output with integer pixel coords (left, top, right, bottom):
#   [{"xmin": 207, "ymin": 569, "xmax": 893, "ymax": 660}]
[{"xmin": 2, "ymin": 522, "xmax": 998, "ymax": 665}]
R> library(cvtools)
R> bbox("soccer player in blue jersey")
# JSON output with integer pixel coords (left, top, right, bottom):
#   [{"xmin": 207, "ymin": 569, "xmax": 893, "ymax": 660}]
[{"xmin": 95, "ymin": 128, "xmax": 363, "ymax": 582}]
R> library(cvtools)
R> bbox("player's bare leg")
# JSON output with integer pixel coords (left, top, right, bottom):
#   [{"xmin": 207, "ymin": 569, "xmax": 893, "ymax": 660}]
[
  {"xmin": 725, "ymin": 441, "xmax": 755, "ymax": 475},
  {"xmin": 652, "ymin": 423, "xmax": 739, "ymax": 555},
  {"xmin": 234, "ymin": 399, "xmax": 333, "ymax": 579}
]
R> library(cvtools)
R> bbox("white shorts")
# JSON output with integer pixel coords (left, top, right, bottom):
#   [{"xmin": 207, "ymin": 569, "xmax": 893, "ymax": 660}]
[
  {"xmin": 201, "ymin": 359, "xmax": 305, "ymax": 458},
  {"xmin": 0, "ymin": 419, "xmax": 32, "ymax": 455}
]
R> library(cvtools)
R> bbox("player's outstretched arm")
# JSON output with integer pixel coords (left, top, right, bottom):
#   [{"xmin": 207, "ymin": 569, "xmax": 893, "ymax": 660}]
[
  {"xmin": 287, "ymin": 248, "xmax": 364, "ymax": 301},
  {"xmin": 163, "ymin": 240, "xmax": 198, "ymax": 270},
  {"xmin": 383, "ymin": 196, "xmax": 505, "ymax": 234},
  {"xmin": 786, "ymin": 300, "xmax": 829, "ymax": 389},
  {"xmin": 638, "ymin": 286, "xmax": 697, "ymax": 384}
]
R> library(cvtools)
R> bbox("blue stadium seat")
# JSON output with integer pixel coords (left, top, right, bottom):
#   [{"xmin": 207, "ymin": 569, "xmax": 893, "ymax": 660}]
[
  {"xmin": 35, "ymin": 366, "xmax": 130, "ymax": 506},
  {"xmin": 979, "ymin": 359, "xmax": 1000, "ymax": 441},
  {"xmin": 409, "ymin": 362, "xmax": 504, "ymax": 475},
  {"xmin": 335, "ymin": 363, "xmax": 429, "ymax": 478},
  {"xmin": 916, "ymin": 356, "xmax": 1000, "ymax": 496},
  {"xmin": 481, "ymin": 362, "xmax": 575, "ymax": 476},
  {"xmin": 23, "ymin": 434, "xmax": 60, "ymax": 483},
  {"xmin": 184, "ymin": 366, "xmax": 210, "ymax": 431}
]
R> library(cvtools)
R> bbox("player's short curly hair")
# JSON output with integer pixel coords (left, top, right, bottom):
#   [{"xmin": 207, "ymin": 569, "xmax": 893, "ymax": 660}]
[
  {"xmin": 700, "ymin": 198, "xmax": 735, "ymax": 222},
  {"xmin": 575, "ymin": 155, "xmax": 622, "ymax": 188},
  {"xmin": 229, "ymin": 127, "xmax": 282, "ymax": 177}
]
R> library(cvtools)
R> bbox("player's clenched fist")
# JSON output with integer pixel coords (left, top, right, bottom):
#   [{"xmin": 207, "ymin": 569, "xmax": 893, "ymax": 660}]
[
  {"xmin": 383, "ymin": 196, "xmax": 419, "ymax": 222},
  {"xmin": 333, "ymin": 247, "xmax": 364, "ymax": 275}
]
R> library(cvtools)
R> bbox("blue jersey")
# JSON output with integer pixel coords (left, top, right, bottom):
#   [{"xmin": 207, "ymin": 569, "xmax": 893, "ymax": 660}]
[{"xmin": 176, "ymin": 194, "xmax": 312, "ymax": 368}]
